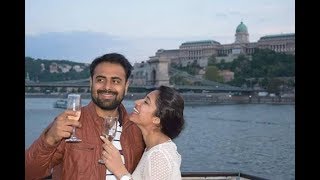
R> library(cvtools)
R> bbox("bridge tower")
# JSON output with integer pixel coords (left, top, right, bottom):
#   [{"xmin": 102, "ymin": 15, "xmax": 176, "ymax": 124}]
[{"xmin": 147, "ymin": 56, "xmax": 170, "ymax": 87}]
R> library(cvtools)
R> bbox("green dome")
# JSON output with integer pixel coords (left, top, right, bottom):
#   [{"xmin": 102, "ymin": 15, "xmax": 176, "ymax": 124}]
[{"xmin": 236, "ymin": 21, "xmax": 248, "ymax": 33}]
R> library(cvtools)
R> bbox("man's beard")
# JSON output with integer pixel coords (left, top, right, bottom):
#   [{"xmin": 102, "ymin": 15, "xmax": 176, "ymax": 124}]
[{"xmin": 91, "ymin": 89, "xmax": 125, "ymax": 110}]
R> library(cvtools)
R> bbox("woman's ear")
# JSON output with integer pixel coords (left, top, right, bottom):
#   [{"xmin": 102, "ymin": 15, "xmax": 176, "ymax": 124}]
[{"xmin": 152, "ymin": 117, "xmax": 161, "ymax": 125}]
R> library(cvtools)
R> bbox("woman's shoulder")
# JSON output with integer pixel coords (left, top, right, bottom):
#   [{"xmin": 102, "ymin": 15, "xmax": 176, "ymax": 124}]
[
  {"xmin": 148, "ymin": 140, "xmax": 180, "ymax": 157},
  {"xmin": 145, "ymin": 142, "xmax": 181, "ymax": 168}
]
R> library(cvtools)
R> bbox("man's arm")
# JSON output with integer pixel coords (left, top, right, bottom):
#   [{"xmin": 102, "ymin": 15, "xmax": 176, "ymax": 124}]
[{"xmin": 25, "ymin": 125, "xmax": 64, "ymax": 179}]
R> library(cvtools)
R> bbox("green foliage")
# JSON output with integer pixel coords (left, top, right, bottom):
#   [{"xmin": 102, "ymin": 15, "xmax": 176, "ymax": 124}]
[
  {"xmin": 218, "ymin": 49, "xmax": 295, "ymax": 91},
  {"xmin": 25, "ymin": 57, "xmax": 90, "ymax": 82},
  {"xmin": 207, "ymin": 55, "xmax": 217, "ymax": 65},
  {"xmin": 170, "ymin": 74, "xmax": 193, "ymax": 85},
  {"xmin": 266, "ymin": 78, "xmax": 283, "ymax": 94},
  {"xmin": 204, "ymin": 66, "xmax": 223, "ymax": 82},
  {"xmin": 216, "ymin": 59, "xmax": 232, "ymax": 70},
  {"xmin": 229, "ymin": 77, "xmax": 246, "ymax": 87},
  {"xmin": 172, "ymin": 60, "xmax": 201, "ymax": 75},
  {"xmin": 230, "ymin": 54, "xmax": 251, "ymax": 78},
  {"xmin": 250, "ymin": 49, "xmax": 295, "ymax": 77},
  {"xmin": 172, "ymin": 48, "xmax": 294, "ymax": 92},
  {"xmin": 217, "ymin": 49, "xmax": 295, "ymax": 80}
]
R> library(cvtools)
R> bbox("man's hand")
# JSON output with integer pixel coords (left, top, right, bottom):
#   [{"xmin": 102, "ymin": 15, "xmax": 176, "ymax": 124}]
[{"xmin": 44, "ymin": 110, "xmax": 82, "ymax": 145}]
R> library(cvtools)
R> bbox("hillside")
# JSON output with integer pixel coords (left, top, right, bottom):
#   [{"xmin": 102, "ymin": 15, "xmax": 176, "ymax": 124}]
[{"xmin": 25, "ymin": 57, "xmax": 90, "ymax": 82}]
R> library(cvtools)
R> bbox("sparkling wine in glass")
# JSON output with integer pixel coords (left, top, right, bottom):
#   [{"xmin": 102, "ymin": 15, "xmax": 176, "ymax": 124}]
[
  {"xmin": 98, "ymin": 116, "xmax": 118, "ymax": 164},
  {"xmin": 65, "ymin": 94, "xmax": 82, "ymax": 142}
]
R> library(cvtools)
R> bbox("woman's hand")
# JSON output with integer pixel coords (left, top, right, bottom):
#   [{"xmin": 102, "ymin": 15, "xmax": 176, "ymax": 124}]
[{"xmin": 100, "ymin": 136, "xmax": 129, "ymax": 178}]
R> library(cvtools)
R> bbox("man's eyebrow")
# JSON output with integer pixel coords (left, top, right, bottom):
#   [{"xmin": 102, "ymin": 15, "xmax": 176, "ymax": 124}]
[
  {"xmin": 95, "ymin": 76, "xmax": 122, "ymax": 80},
  {"xmin": 95, "ymin": 75, "xmax": 106, "ymax": 79},
  {"xmin": 111, "ymin": 77, "xmax": 122, "ymax": 80}
]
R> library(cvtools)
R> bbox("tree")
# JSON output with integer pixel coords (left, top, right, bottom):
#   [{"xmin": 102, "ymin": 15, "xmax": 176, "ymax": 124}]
[
  {"xmin": 207, "ymin": 55, "xmax": 217, "ymax": 66},
  {"xmin": 204, "ymin": 66, "xmax": 223, "ymax": 82},
  {"xmin": 267, "ymin": 78, "xmax": 283, "ymax": 95}
]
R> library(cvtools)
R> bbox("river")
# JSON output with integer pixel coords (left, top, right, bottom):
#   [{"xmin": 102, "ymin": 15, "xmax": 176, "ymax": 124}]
[{"xmin": 25, "ymin": 98, "xmax": 295, "ymax": 180}]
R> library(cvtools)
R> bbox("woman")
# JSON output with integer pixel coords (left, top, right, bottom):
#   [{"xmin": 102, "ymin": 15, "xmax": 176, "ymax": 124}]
[{"xmin": 100, "ymin": 85, "xmax": 185, "ymax": 180}]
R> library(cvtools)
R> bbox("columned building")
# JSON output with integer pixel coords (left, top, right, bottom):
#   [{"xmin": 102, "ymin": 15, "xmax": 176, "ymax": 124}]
[
  {"xmin": 257, "ymin": 34, "xmax": 295, "ymax": 54},
  {"xmin": 130, "ymin": 21, "xmax": 295, "ymax": 86}
]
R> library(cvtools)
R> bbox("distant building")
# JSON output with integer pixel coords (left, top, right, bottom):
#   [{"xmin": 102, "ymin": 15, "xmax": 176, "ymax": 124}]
[
  {"xmin": 73, "ymin": 65, "xmax": 84, "ymax": 72},
  {"xmin": 49, "ymin": 63, "xmax": 59, "ymax": 73},
  {"xmin": 131, "ymin": 21, "xmax": 295, "ymax": 86},
  {"xmin": 25, "ymin": 72, "xmax": 33, "ymax": 83},
  {"xmin": 59, "ymin": 64, "xmax": 72, "ymax": 73},
  {"xmin": 40, "ymin": 63, "xmax": 46, "ymax": 72}
]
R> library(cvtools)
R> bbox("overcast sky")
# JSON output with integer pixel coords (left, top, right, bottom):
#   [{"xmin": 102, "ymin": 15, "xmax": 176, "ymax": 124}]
[{"xmin": 25, "ymin": 0, "xmax": 295, "ymax": 63}]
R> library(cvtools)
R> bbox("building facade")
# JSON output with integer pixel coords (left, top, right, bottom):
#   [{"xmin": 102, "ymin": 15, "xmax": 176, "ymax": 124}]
[{"xmin": 130, "ymin": 21, "xmax": 295, "ymax": 86}]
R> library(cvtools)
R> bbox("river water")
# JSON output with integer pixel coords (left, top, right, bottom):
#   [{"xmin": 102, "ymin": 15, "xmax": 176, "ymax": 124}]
[{"xmin": 25, "ymin": 98, "xmax": 295, "ymax": 180}]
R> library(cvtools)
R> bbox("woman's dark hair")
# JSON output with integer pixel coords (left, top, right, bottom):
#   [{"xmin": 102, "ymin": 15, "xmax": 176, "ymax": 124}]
[
  {"xmin": 154, "ymin": 86, "xmax": 185, "ymax": 139},
  {"xmin": 89, "ymin": 53, "xmax": 133, "ymax": 81}
]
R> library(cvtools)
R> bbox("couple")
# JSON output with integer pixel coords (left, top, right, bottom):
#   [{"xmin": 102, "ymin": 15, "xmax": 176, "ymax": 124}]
[{"xmin": 25, "ymin": 53, "xmax": 185, "ymax": 180}]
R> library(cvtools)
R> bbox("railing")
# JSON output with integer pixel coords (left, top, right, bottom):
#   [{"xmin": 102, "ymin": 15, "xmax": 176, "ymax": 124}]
[
  {"xmin": 181, "ymin": 171, "xmax": 269, "ymax": 180},
  {"xmin": 43, "ymin": 171, "xmax": 269, "ymax": 180}
]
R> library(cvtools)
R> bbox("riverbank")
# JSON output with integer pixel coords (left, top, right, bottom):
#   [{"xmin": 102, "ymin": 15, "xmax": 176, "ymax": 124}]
[{"xmin": 25, "ymin": 93, "xmax": 295, "ymax": 105}]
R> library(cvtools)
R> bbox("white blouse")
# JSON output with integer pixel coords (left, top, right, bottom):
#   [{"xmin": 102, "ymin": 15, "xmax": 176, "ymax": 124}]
[{"xmin": 132, "ymin": 140, "xmax": 182, "ymax": 180}]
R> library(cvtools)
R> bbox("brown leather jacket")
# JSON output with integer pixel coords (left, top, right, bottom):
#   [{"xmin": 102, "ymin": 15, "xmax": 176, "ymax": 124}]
[{"xmin": 25, "ymin": 102, "xmax": 145, "ymax": 180}]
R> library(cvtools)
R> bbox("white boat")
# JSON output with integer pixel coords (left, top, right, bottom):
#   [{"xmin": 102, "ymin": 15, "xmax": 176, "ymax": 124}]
[{"xmin": 53, "ymin": 99, "xmax": 67, "ymax": 109}]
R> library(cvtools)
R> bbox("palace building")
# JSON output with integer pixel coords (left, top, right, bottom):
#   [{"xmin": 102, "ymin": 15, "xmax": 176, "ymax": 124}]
[{"xmin": 129, "ymin": 21, "xmax": 295, "ymax": 87}]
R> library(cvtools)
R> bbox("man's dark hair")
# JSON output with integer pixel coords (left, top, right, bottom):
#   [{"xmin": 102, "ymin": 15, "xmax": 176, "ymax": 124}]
[{"xmin": 89, "ymin": 53, "xmax": 133, "ymax": 81}]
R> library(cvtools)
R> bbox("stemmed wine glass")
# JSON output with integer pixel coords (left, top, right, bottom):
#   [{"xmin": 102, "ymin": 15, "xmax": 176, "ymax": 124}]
[
  {"xmin": 65, "ymin": 93, "xmax": 82, "ymax": 142},
  {"xmin": 98, "ymin": 116, "xmax": 118, "ymax": 164}
]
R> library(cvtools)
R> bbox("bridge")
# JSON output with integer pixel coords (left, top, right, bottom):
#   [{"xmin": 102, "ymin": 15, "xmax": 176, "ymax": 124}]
[{"xmin": 25, "ymin": 78, "xmax": 253, "ymax": 94}]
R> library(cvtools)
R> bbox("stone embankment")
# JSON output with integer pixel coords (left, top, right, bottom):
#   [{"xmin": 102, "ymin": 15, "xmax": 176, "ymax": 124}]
[
  {"xmin": 178, "ymin": 93, "xmax": 294, "ymax": 105},
  {"xmin": 124, "ymin": 93, "xmax": 295, "ymax": 105},
  {"xmin": 25, "ymin": 93, "xmax": 295, "ymax": 105}
]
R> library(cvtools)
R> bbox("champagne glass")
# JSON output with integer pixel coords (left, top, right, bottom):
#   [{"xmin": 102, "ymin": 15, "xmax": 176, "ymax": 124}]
[
  {"xmin": 65, "ymin": 94, "xmax": 82, "ymax": 142},
  {"xmin": 98, "ymin": 116, "xmax": 118, "ymax": 164}
]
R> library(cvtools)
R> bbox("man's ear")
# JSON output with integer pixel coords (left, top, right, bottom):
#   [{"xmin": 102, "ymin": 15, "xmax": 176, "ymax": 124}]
[
  {"xmin": 89, "ymin": 78, "xmax": 92, "ymax": 90},
  {"xmin": 125, "ymin": 81, "xmax": 129, "ymax": 95}
]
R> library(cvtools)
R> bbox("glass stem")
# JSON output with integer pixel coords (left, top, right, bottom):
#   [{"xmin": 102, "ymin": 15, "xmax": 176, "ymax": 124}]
[{"xmin": 71, "ymin": 127, "xmax": 76, "ymax": 137}]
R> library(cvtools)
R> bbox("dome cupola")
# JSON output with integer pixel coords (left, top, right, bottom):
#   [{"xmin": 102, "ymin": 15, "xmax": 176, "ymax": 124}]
[
  {"xmin": 236, "ymin": 21, "xmax": 248, "ymax": 33},
  {"xmin": 234, "ymin": 21, "xmax": 249, "ymax": 43}
]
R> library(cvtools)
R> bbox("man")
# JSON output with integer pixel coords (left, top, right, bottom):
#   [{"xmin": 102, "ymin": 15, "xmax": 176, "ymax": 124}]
[{"xmin": 25, "ymin": 53, "xmax": 145, "ymax": 180}]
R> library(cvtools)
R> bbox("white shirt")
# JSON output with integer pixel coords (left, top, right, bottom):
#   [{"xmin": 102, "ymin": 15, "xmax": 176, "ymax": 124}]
[{"xmin": 132, "ymin": 140, "xmax": 182, "ymax": 180}]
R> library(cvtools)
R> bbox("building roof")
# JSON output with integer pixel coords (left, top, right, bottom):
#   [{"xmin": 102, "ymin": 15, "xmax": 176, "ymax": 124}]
[
  {"xmin": 259, "ymin": 33, "xmax": 295, "ymax": 40},
  {"xmin": 181, "ymin": 40, "xmax": 220, "ymax": 46},
  {"xmin": 236, "ymin": 21, "xmax": 248, "ymax": 33}
]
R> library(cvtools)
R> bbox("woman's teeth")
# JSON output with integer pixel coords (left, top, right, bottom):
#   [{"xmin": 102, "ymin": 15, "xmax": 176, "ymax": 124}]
[{"xmin": 133, "ymin": 107, "xmax": 140, "ymax": 114}]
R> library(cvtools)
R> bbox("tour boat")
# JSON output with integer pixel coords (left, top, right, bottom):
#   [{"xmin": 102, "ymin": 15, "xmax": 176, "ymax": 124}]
[{"xmin": 53, "ymin": 99, "xmax": 68, "ymax": 109}]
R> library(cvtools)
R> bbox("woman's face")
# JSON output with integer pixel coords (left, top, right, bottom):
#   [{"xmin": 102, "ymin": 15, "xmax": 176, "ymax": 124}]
[{"xmin": 129, "ymin": 90, "xmax": 160, "ymax": 126}]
